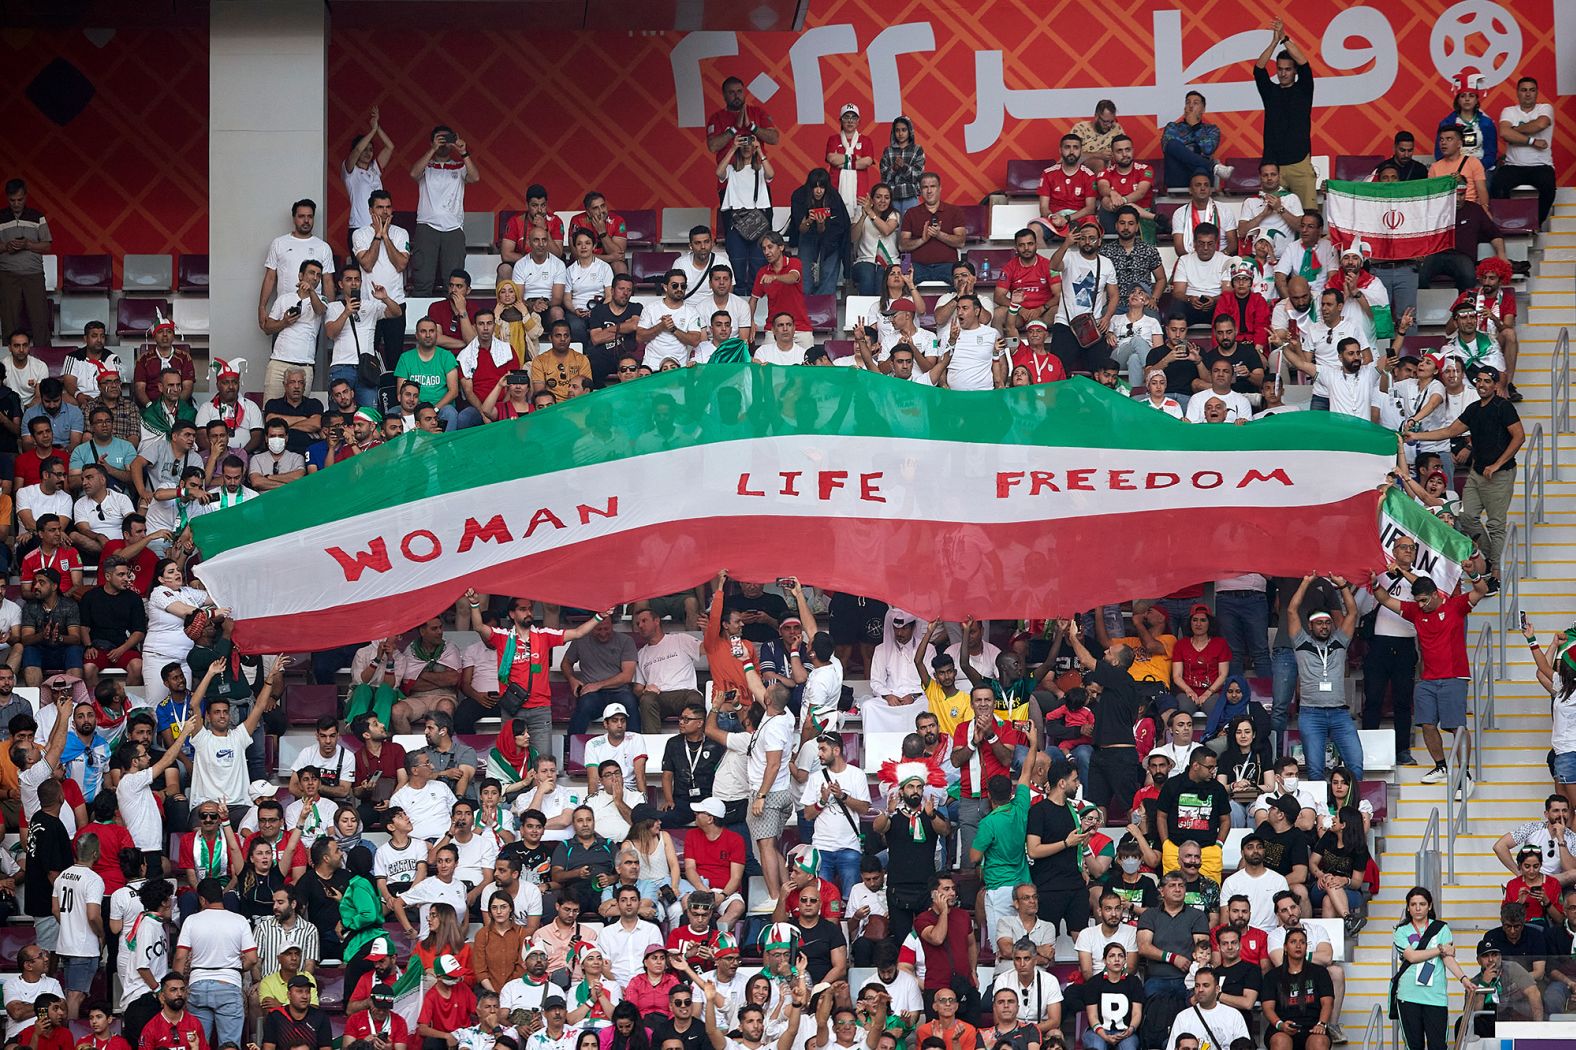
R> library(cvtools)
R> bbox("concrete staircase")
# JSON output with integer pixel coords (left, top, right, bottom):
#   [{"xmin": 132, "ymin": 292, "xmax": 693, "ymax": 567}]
[{"xmin": 1337, "ymin": 190, "xmax": 1576, "ymax": 1042}]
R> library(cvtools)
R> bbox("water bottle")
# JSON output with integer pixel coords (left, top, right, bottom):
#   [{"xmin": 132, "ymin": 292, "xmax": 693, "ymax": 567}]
[{"xmin": 979, "ymin": 258, "xmax": 991, "ymax": 283}]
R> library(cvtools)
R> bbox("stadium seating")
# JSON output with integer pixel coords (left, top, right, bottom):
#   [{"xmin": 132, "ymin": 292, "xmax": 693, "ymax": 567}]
[{"xmin": 60, "ymin": 253, "xmax": 113, "ymax": 292}]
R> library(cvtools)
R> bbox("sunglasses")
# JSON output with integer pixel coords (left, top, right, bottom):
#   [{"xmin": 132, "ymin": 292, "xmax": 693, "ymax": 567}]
[
  {"xmin": 672, "ymin": 999, "xmax": 692, "ymax": 1007},
  {"xmin": 200, "ymin": 812, "xmax": 221, "ymax": 821},
  {"xmin": 617, "ymin": 366, "xmax": 638, "ymax": 373}
]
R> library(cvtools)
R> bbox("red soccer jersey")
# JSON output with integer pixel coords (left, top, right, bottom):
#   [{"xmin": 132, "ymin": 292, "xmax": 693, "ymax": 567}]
[
  {"xmin": 666, "ymin": 924, "xmax": 725, "ymax": 971},
  {"xmin": 683, "ymin": 826, "xmax": 746, "ymax": 890},
  {"xmin": 751, "ymin": 258, "xmax": 812, "ymax": 331},
  {"xmin": 950, "ymin": 717, "xmax": 1026, "ymax": 798},
  {"xmin": 503, "ymin": 212, "xmax": 565, "ymax": 249},
  {"xmin": 76, "ymin": 1035, "xmax": 132, "ymax": 1050},
  {"xmin": 1450, "ymin": 286, "xmax": 1517, "ymax": 332},
  {"xmin": 424, "ymin": 299, "xmax": 477, "ymax": 346},
  {"xmin": 568, "ymin": 212, "xmax": 628, "ymax": 257},
  {"xmin": 138, "ymin": 1010, "xmax": 209, "ymax": 1050},
  {"xmin": 1100, "ymin": 164, "xmax": 1156, "ymax": 209},
  {"xmin": 1400, "ymin": 592, "xmax": 1473, "ymax": 680},
  {"xmin": 706, "ymin": 104, "xmax": 776, "ymax": 160},
  {"xmin": 417, "ymin": 983, "xmax": 476, "ymax": 1033},
  {"xmin": 344, "ymin": 1010, "xmax": 409, "ymax": 1049},
  {"xmin": 1011, "ymin": 347, "xmax": 1068, "ymax": 384},
  {"xmin": 1211, "ymin": 923, "xmax": 1269, "ymax": 966},
  {"xmin": 1504, "ymin": 873, "xmax": 1563, "ymax": 922},
  {"xmin": 242, "ymin": 831, "xmax": 309, "ymax": 882},
  {"xmin": 1037, "ymin": 165, "xmax": 1097, "ymax": 214},
  {"xmin": 784, "ymin": 877, "xmax": 844, "ymax": 920},
  {"xmin": 133, "ymin": 350, "xmax": 196, "ymax": 407},
  {"xmin": 21, "ymin": 545, "xmax": 81, "ymax": 583},
  {"xmin": 485, "ymin": 625, "xmax": 566, "ymax": 708},
  {"xmin": 14, "ymin": 449, "xmax": 54, "ymax": 489},
  {"xmin": 101, "ymin": 540, "xmax": 156, "ymax": 594},
  {"xmin": 999, "ymin": 255, "xmax": 1058, "ymax": 310}
]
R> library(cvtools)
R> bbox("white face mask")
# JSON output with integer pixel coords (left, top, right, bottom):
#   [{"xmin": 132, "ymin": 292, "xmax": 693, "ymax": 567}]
[
  {"xmin": 1282, "ymin": 775, "xmax": 1300, "ymax": 791},
  {"xmin": 1120, "ymin": 857, "xmax": 1141, "ymax": 875},
  {"xmin": 267, "ymin": 436, "xmax": 287, "ymax": 455}
]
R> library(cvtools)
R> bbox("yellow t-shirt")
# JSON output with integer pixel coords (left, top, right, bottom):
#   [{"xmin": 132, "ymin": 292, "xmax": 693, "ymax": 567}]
[
  {"xmin": 926, "ymin": 680, "xmax": 971, "ymax": 737},
  {"xmin": 257, "ymin": 971, "xmax": 319, "ymax": 1008},
  {"xmin": 528, "ymin": 349, "xmax": 592, "ymax": 401},
  {"xmin": 1120, "ymin": 634, "xmax": 1177, "ymax": 684}
]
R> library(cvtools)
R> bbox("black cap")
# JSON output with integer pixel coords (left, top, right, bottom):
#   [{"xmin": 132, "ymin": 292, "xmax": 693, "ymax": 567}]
[
  {"xmin": 287, "ymin": 975, "xmax": 314, "ymax": 989},
  {"xmin": 1477, "ymin": 938, "xmax": 1501, "ymax": 957},
  {"xmin": 371, "ymin": 983, "xmax": 395, "ymax": 1002},
  {"xmin": 542, "ymin": 995, "xmax": 567, "ymax": 1011}
]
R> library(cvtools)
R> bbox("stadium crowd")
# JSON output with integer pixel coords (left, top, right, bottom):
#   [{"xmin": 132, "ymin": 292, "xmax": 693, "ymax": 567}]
[{"xmin": 0, "ymin": 17, "xmax": 1566, "ymax": 1050}]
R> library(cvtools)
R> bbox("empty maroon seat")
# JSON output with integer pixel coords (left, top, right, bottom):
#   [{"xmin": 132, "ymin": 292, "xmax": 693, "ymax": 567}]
[
  {"xmin": 1359, "ymin": 780, "xmax": 1388, "ymax": 823},
  {"xmin": 1004, "ymin": 159, "xmax": 1055, "ymax": 196},
  {"xmin": 177, "ymin": 254, "xmax": 209, "ymax": 294},
  {"xmin": 1407, "ymin": 334, "xmax": 1447, "ymax": 353},
  {"xmin": 316, "ymin": 966, "xmax": 346, "ymax": 1010},
  {"xmin": 496, "ymin": 210, "xmax": 525, "ymax": 246},
  {"xmin": 959, "ymin": 204, "xmax": 988, "ymax": 243},
  {"xmin": 1219, "ymin": 159, "xmax": 1263, "ymax": 196},
  {"xmin": 565, "ymin": 733, "xmax": 590, "ymax": 776},
  {"xmin": 32, "ymin": 346, "xmax": 69, "ymax": 377},
  {"xmin": 623, "ymin": 209, "xmax": 659, "ymax": 247},
  {"xmin": 393, "ymin": 210, "xmax": 418, "ymax": 234},
  {"xmin": 1489, "ymin": 196, "xmax": 1539, "ymax": 234},
  {"xmin": 0, "ymin": 927, "xmax": 34, "ymax": 970},
  {"xmin": 632, "ymin": 250, "xmax": 680, "ymax": 284},
  {"xmin": 804, "ymin": 295, "xmax": 838, "ymax": 332},
  {"xmin": 1154, "ymin": 201, "xmax": 1183, "ymax": 228},
  {"xmin": 286, "ymin": 684, "xmax": 339, "ymax": 727},
  {"xmin": 117, "ymin": 297, "xmax": 171, "ymax": 337},
  {"xmin": 1141, "ymin": 156, "xmax": 1166, "ymax": 190},
  {"xmin": 550, "ymin": 679, "xmax": 574, "ymax": 723},
  {"xmin": 965, "ymin": 248, "xmax": 1016, "ymax": 285},
  {"xmin": 61, "ymin": 254, "xmax": 112, "ymax": 293},
  {"xmin": 1334, "ymin": 154, "xmax": 1386, "ymax": 182},
  {"xmin": 824, "ymin": 339, "xmax": 855, "ymax": 361}
]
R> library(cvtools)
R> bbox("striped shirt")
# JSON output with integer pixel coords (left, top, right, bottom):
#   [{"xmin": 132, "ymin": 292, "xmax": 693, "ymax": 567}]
[{"xmin": 253, "ymin": 915, "xmax": 321, "ymax": 975}]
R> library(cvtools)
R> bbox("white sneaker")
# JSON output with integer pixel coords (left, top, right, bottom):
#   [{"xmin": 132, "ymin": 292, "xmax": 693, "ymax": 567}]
[
  {"xmin": 1213, "ymin": 162, "xmax": 1235, "ymax": 183},
  {"xmin": 1456, "ymin": 771, "xmax": 1475, "ymax": 801},
  {"xmin": 1420, "ymin": 764, "xmax": 1447, "ymax": 784},
  {"xmin": 748, "ymin": 896, "xmax": 778, "ymax": 915}
]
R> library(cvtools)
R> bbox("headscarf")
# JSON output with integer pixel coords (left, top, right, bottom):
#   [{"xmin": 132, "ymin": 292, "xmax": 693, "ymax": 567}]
[
  {"xmin": 492, "ymin": 279, "xmax": 541, "ymax": 365},
  {"xmin": 1203, "ymin": 672, "xmax": 1254, "ymax": 742},
  {"xmin": 495, "ymin": 717, "xmax": 533, "ymax": 775}
]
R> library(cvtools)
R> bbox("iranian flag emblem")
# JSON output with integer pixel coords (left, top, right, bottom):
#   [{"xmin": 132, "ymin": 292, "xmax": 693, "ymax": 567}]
[{"xmin": 1324, "ymin": 177, "xmax": 1457, "ymax": 260}]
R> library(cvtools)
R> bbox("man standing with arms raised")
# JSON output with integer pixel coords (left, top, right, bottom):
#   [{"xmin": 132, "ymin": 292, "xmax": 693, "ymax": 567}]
[{"xmin": 1252, "ymin": 19, "xmax": 1316, "ymax": 206}]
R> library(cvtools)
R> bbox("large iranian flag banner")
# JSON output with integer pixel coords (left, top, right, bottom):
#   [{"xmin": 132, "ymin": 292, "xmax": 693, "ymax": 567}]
[
  {"xmin": 190, "ymin": 371, "xmax": 1397, "ymax": 652},
  {"xmin": 1323, "ymin": 176, "xmax": 1457, "ymax": 260},
  {"xmin": 1378, "ymin": 486, "xmax": 1475, "ymax": 594}
]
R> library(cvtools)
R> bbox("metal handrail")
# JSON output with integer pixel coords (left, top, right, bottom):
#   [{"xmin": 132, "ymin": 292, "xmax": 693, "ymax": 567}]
[
  {"xmin": 1417, "ymin": 806, "xmax": 1443, "ymax": 902},
  {"xmin": 1445, "ymin": 725, "xmax": 1469, "ymax": 884},
  {"xmin": 1553, "ymin": 327, "xmax": 1571, "ymax": 479},
  {"xmin": 1471, "ymin": 622, "xmax": 1496, "ymax": 772},
  {"xmin": 1361, "ymin": 1002, "xmax": 1385, "ymax": 1050},
  {"xmin": 1498, "ymin": 522, "xmax": 1521, "ymax": 677},
  {"xmin": 1523, "ymin": 422, "xmax": 1547, "ymax": 578}
]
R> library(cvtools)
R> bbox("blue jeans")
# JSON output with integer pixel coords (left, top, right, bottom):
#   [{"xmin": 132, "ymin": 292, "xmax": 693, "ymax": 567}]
[
  {"xmin": 1298, "ymin": 704, "xmax": 1364, "ymax": 782},
  {"xmin": 1071, "ymin": 744, "xmax": 1093, "ymax": 790},
  {"xmin": 567, "ymin": 685, "xmax": 640, "ymax": 736},
  {"xmin": 893, "ymin": 196, "xmax": 919, "ymax": 217},
  {"xmin": 187, "ymin": 980, "xmax": 245, "ymax": 1047},
  {"xmin": 725, "ymin": 225, "xmax": 767, "ymax": 299},
  {"xmin": 1144, "ymin": 975, "xmax": 1186, "ymax": 1000},
  {"xmin": 1271, "ymin": 646, "xmax": 1299, "ymax": 737},
  {"xmin": 798, "ymin": 231, "xmax": 845, "ymax": 295},
  {"xmin": 327, "ymin": 363, "xmax": 380, "ymax": 408},
  {"xmin": 912, "ymin": 261, "xmax": 955, "ymax": 285},
  {"xmin": 1082, "ymin": 1031, "xmax": 1139, "ymax": 1050},
  {"xmin": 1163, "ymin": 138, "xmax": 1215, "ymax": 188},
  {"xmin": 1215, "ymin": 591, "xmax": 1271, "ymax": 676},
  {"xmin": 819, "ymin": 847, "xmax": 863, "ymax": 897},
  {"xmin": 23, "ymin": 643, "xmax": 83, "ymax": 672},
  {"xmin": 438, "ymin": 404, "xmax": 483, "ymax": 430},
  {"xmin": 851, "ymin": 261, "xmax": 884, "ymax": 296}
]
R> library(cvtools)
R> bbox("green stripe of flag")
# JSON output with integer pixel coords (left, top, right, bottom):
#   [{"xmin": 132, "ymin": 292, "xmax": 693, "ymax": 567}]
[
  {"xmin": 1324, "ymin": 177, "xmax": 1459, "ymax": 202},
  {"xmin": 1381, "ymin": 486, "xmax": 1473, "ymax": 561},
  {"xmin": 189, "ymin": 371, "xmax": 1397, "ymax": 556}
]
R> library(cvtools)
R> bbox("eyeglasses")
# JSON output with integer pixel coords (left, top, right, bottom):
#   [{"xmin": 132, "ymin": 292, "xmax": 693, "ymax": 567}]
[
  {"xmin": 200, "ymin": 812, "xmax": 221, "ymax": 821},
  {"xmin": 617, "ymin": 366, "xmax": 638, "ymax": 373},
  {"xmin": 672, "ymin": 999, "xmax": 692, "ymax": 1007}
]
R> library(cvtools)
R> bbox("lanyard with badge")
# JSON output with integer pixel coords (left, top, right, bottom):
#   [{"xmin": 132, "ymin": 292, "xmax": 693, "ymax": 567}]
[
  {"xmin": 683, "ymin": 739, "xmax": 706, "ymax": 799},
  {"xmin": 1311, "ymin": 641, "xmax": 1337, "ymax": 693}
]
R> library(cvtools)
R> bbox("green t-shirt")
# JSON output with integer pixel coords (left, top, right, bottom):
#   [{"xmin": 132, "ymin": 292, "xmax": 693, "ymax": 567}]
[
  {"xmin": 1394, "ymin": 921, "xmax": 1453, "ymax": 1008},
  {"xmin": 973, "ymin": 782, "xmax": 1030, "ymax": 888},
  {"xmin": 394, "ymin": 347, "xmax": 459, "ymax": 404}
]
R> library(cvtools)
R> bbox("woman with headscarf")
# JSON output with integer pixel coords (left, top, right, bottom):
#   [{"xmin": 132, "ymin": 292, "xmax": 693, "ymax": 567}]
[
  {"xmin": 879, "ymin": 116, "xmax": 926, "ymax": 216},
  {"xmin": 492, "ymin": 279, "xmax": 541, "ymax": 365},
  {"xmin": 488, "ymin": 717, "xmax": 538, "ymax": 805},
  {"xmin": 786, "ymin": 168, "xmax": 851, "ymax": 296},
  {"xmin": 339, "ymin": 843, "xmax": 385, "ymax": 1009}
]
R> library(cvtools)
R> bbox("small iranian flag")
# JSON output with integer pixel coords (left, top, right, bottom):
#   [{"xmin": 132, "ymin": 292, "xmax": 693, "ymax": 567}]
[
  {"xmin": 1378, "ymin": 487, "xmax": 1474, "ymax": 594},
  {"xmin": 1324, "ymin": 177, "xmax": 1457, "ymax": 260}
]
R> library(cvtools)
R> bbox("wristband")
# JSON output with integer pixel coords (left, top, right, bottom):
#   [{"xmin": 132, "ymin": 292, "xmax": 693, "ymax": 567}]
[
  {"xmin": 594, "ymin": 613, "xmax": 605, "ymax": 622},
  {"xmin": 461, "ymin": 151, "xmax": 472, "ymax": 158},
  {"xmin": 742, "ymin": 662, "xmax": 756, "ymax": 674},
  {"xmin": 469, "ymin": 601, "xmax": 481, "ymax": 608}
]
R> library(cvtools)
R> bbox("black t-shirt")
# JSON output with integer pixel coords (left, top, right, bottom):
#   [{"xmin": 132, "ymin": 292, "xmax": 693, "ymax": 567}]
[
  {"xmin": 1254, "ymin": 63, "xmax": 1313, "ymax": 163},
  {"xmin": 1202, "ymin": 342, "xmax": 1266, "ymax": 393},
  {"xmin": 1459, "ymin": 394, "xmax": 1520, "ymax": 472},
  {"xmin": 1155, "ymin": 774, "xmax": 1231, "ymax": 847},
  {"xmin": 500, "ymin": 841, "xmax": 555, "ymax": 886},
  {"xmin": 1098, "ymin": 871, "xmax": 1159, "ymax": 920},
  {"xmin": 794, "ymin": 917, "xmax": 848, "ymax": 983},
  {"xmin": 1026, "ymin": 798, "xmax": 1083, "ymax": 891},
  {"xmin": 662, "ymin": 735, "xmax": 723, "ymax": 802},
  {"xmin": 723, "ymin": 591, "xmax": 791, "ymax": 645},
  {"xmin": 885, "ymin": 810, "xmax": 941, "ymax": 892},
  {"xmin": 1451, "ymin": 201, "xmax": 1503, "ymax": 256},
  {"xmin": 981, "ymin": 1022, "xmax": 1037, "ymax": 1050},
  {"xmin": 263, "ymin": 1005, "xmax": 334, "ymax": 1050},
  {"xmin": 78, "ymin": 586, "xmax": 149, "ymax": 648},
  {"xmin": 1266, "ymin": 961, "xmax": 1334, "ymax": 1028},
  {"xmin": 1087, "ymin": 661, "xmax": 1142, "ymax": 747},
  {"xmin": 262, "ymin": 397, "xmax": 325, "ymax": 455},
  {"xmin": 294, "ymin": 867, "xmax": 350, "ymax": 939},
  {"xmin": 1312, "ymin": 831, "xmax": 1367, "ymax": 881},
  {"xmin": 1086, "ymin": 972, "xmax": 1145, "ymax": 1032},
  {"xmin": 1255, "ymin": 821, "xmax": 1311, "ymax": 878},
  {"xmin": 0, "ymin": 387, "xmax": 20, "ymax": 456},
  {"xmin": 1146, "ymin": 343, "xmax": 1202, "ymax": 396},
  {"xmin": 1216, "ymin": 958, "xmax": 1263, "ymax": 1020},
  {"xmin": 586, "ymin": 302, "xmax": 640, "ymax": 382},
  {"xmin": 24, "ymin": 810, "xmax": 72, "ymax": 919},
  {"xmin": 651, "ymin": 1018, "xmax": 709, "ymax": 1050},
  {"xmin": 1482, "ymin": 922, "xmax": 1549, "ymax": 958}
]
